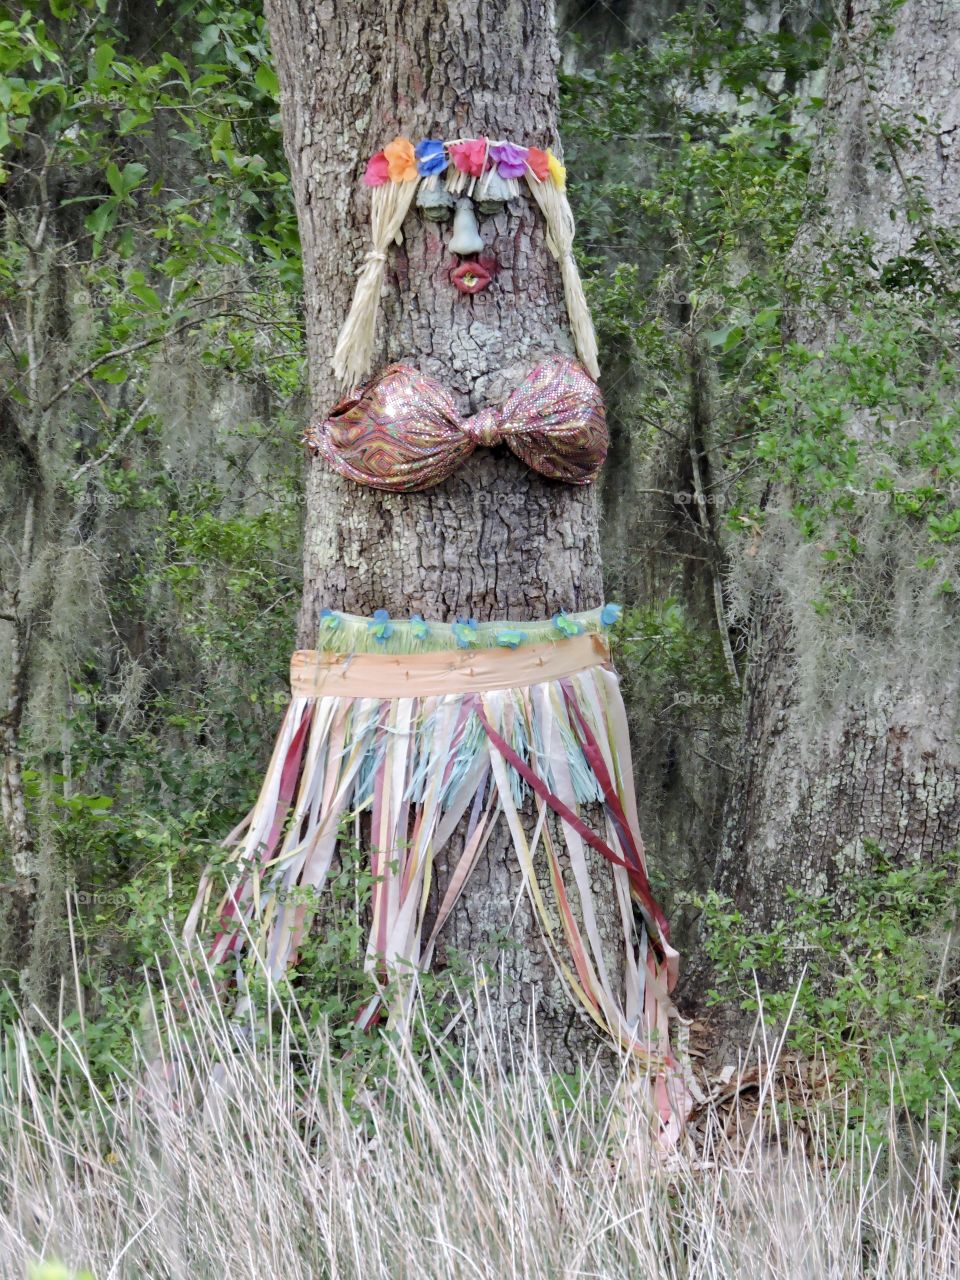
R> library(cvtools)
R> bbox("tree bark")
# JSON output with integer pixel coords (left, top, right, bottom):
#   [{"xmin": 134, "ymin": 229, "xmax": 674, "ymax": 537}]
[
  {"xmin": 703, "ymin": 0, "xmax": 960, "ymax": 998},
  {"xmin": 263, "ymin": 0, "xmax": 623, "ymax": 1066}
]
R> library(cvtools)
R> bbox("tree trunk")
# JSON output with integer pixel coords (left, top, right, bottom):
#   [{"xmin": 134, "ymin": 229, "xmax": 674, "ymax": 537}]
[
  {"xmin": 705, "ymin": 0, "xmax": 960, "ymax": 995},
  {"xmin": 263, "ymin": 0, "xmax": 623, "ymax": 1066}
]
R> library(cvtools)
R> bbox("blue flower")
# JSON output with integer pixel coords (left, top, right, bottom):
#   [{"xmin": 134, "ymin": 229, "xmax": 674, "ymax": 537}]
[
  {"xmin": 452, "ymin": 618, "xmax": 479, "ymax": 649},
  {"xmin": 415, "ymin": 139, "xmax": 447, "ymax": 177},
  {"xmin": 553, "ymin": 612, "xmax": 583, "ymax": 638},
  {"xmin": 496, "ymin": 629, "xmax": 524, "ymax": 649},
  {"xmin": 409, "ymin": 614, "xmax": 429, "ymax": 640},
  {"xmin": 368, "ymin": 608, "xmax": 394, "ymax": 643},
  {"xmin": 600, "ymin": 602, "xmax": 622, "ymax": 627},
  {"xmin": 319, "ymin": 608, "xmax": 341, "ymax": 630}
]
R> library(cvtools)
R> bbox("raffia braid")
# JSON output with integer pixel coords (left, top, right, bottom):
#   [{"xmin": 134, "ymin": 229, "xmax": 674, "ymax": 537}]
[
  {"xmin": 525, "ymin": 175, "xmax": 600, "ymax": 380},
  {"xmin": 332, "ymin": 179, "xmax": 420, "ymax": 387}
]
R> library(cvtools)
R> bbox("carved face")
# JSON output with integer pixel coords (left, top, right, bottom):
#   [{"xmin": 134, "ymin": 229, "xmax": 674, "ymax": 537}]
[
  {"xmin": 333, "ymin": 136, "xmax": 600, "ymax": 386},
  {"xmin": 416, "ymin": 189, "xmax": 502, "ymax": 294}
]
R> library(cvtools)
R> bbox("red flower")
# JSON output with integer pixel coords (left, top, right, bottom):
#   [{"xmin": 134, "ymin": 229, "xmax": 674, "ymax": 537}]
[{"xmin": 526, "ymin": 147, "xmax": 550, "ymax": 182}]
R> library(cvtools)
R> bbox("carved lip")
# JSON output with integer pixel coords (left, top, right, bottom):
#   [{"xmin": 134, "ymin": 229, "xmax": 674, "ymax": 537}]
[{"xmin": 451, "ymin": 258, "xmax": 493, "ymax": 294}]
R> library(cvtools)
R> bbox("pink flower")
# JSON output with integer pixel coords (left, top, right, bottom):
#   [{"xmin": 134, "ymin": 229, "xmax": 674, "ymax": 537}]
[
  {"xmin": 363, "ymin": 152, "xmax": 390, "ymax": 186},
  {"xmin": 450, "ymin": 139, "xmax": 488, "ymax": 178},
  {"xmin": 490, "ymin": 142, "xmax": 527, "ymax": 179}
]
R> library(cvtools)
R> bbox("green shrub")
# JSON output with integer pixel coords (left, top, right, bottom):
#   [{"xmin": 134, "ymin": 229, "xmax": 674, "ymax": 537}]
[{"xmin": 698, "ymin": 848, "xmax": 960, "ymax": 1147}]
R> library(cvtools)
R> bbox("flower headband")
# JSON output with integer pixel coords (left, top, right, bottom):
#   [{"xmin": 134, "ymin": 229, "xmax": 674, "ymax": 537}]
[
  {"xmin": 362, "ymin": 136, "xmax": 567, "ymax": 190},
  {"xmin": 332, "ymin": 135, "xmax": 598, "ymax": 387}
]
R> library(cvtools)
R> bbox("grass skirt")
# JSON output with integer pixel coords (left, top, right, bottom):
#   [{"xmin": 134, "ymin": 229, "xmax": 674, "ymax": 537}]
[{"xmin": 184, "ymin": 608, "xmax": 689, "ymax": 1139}]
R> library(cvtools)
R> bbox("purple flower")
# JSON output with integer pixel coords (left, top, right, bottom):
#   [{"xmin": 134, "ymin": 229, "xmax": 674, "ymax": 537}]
[
  {"xmin": 490, "ymin": 142, "xmax": 528, "ymax": 179},
  {"xmin": 415, "ymin": 139, "xmax": 447, "ymax": 177}
]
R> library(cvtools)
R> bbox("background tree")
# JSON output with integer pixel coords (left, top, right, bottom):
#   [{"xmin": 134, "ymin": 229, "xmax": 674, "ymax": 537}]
[
  {"xmin": 0, "ymin": 1, "xmax": 304, "ymax": 1010},
  {"xmin": 558, "ymin": 0, "xmax": 832, "ymax": 953},
  {"xmin": 708, "ymin": 0, "xmax": 960, "ymax": 984}
]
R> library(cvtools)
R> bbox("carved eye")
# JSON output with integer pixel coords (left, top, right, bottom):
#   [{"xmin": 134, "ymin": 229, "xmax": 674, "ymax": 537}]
[
  {"xmin": 473, "ymin": 170, "xmax": 514, "ymax": 218},
  {"xmin": 416, "ymin": 185, "xmax": 456, "ymax": 222},
  {"xmin": 475, "ymin": 197, "xmax": 507, "ymax": 217}
]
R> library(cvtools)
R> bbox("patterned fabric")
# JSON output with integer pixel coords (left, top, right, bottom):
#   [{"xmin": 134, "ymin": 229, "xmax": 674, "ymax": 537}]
[{"xmin": 303, "ymin": 354, "xmax": 607, "ymax": 491}]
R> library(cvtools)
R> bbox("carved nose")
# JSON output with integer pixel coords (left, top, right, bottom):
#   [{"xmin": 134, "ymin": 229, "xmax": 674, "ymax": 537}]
[
  {"xmin": 461, "ymin": 407, "xmax": 503, "ymax": 447},
  {"xmin": 448, "ymin": 198, "xmax": 484, "ymax": 256}
]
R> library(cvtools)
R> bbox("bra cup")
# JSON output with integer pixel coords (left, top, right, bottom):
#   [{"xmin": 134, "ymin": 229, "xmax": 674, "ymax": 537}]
[
  {"xmin": 321, "ymin": 364, "xmax": 475, "ymax": 491},
  {"xmin": 484, "ymin": 357, "xmax": 608, "ymax": 485}
]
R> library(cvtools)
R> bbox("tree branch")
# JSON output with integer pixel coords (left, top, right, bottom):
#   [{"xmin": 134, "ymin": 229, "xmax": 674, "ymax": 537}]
[
  {"xmin": 39, "ymin": 305, "xmax": 248, "ymax": 412},
  {"xmin": 71, "ymin": 395, "xmax": 152, "ymax": 482}
]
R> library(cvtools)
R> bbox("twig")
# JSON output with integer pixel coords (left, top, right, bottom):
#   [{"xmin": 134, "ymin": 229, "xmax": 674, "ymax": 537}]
[
  {"xmin": 71, "ymin": 395, "xmax": 152, "ymax": 482},
  {"xmin": 40, "ymin": 307, "xmax": 243, "ymax": 411}
]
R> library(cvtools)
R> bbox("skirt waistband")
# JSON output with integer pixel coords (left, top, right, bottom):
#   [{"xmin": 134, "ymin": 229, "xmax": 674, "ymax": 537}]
[{"xmin": 291, "ymin": 632, "xmax": 611, "ymax": 698}]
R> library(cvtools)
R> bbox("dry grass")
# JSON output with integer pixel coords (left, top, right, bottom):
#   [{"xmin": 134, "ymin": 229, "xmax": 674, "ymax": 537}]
[{"xmin": 0, "ymin": 955, "xmax": 957, "ymax": 1280}]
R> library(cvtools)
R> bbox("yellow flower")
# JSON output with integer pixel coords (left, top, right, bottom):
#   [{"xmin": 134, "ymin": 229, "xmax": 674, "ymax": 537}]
[
  {"xmin": 383, "ymin": 136, "xmax": 418, "ymax": 182},
  {"xmin": 546, "ymin": 149, "xmax": 566, "ymax": 189}
]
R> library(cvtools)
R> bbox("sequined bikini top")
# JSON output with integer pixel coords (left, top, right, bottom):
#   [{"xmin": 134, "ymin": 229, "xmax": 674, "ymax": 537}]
[{"xmin": 303, "ymin": 355, "xmax": 607, "ymax": 492}]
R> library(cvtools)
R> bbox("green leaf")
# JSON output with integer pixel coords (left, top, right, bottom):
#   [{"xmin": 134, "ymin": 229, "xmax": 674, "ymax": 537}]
[
  {"xmin": 84, "ymin": 198, "xmax": 118, "ymax": 237},
  {"xmin": 120, "ymin": 160, "xmax": 147, "ymax": 193},
  {"xmin": 129, "ymin": 282, "xmax": 162, "ymax": 311},
  {"xmin": 160, "ymin": 52, "xmax": 191, "ymax": 87},
  {"xmin": 194, "ymin": 23, "xmax": 223, "ymax": 56},
  {"xmin": 118, "ymin": 109, "xmax": 154, "ymax": 135},
  {"xmin": 254, "ymin": 63, "xmax": 278, "ymax": 97},
  {"xmin": 92, "ymin": 361, "xmax": 127, "ymax": 384},
  {"xmin": 210, "ymin": 119, "xmax": 231, "ymax": 153},
  {"xmin": 92, "ymin": 42, "xmax": 115, "ymax": 79},
  {"xmin": 705, "ymin": 326, "xmax": 731, "ymax": 348}
]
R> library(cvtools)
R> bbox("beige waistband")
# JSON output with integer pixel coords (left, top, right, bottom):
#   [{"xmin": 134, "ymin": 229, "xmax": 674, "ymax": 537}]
[{"xmin": 290, "ymin": 632, "xmax": 610, "ymax": 698}]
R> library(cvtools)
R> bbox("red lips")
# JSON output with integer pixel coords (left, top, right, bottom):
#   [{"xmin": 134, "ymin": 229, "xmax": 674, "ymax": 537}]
[{"xmin": 451, "ymin": 258, "xmax": 493, "ymax": 294}]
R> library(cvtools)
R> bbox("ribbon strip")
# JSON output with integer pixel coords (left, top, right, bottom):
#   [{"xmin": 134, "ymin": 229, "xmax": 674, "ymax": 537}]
[
  {"xmin": 291, "ymin": 631, "xmax": 610, "ymax": 698},
  {"xmin": 471, "ymin": 696, "xmax": 669, "ymax": 968}
]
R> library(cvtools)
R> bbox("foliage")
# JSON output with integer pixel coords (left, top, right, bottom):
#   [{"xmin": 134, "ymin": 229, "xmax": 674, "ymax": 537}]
[
  {"xmin": 559, "ymin": 2, "xmax": 833, "ymax": 830},
  {"xmin": 0, "ymin": 820, "xmax": 475, "ymax": 1124},
  {"xmin": 697, "ymin": 848, "xmax": 960, "ymax": 1148},
  {"xmin": 563, "ymin": 0, "xmax": 960, "ymax": 616},
  {"xmin": 561, "ymin": 0, "xmax": 824, "ymax": 438},
  {"xmin": 0, "ymin": 0, "xmax": 305, "ymax": 1002},
  {"xmin": 613, "ymin": 600, "xmax": 733, "ymax": 717}
]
